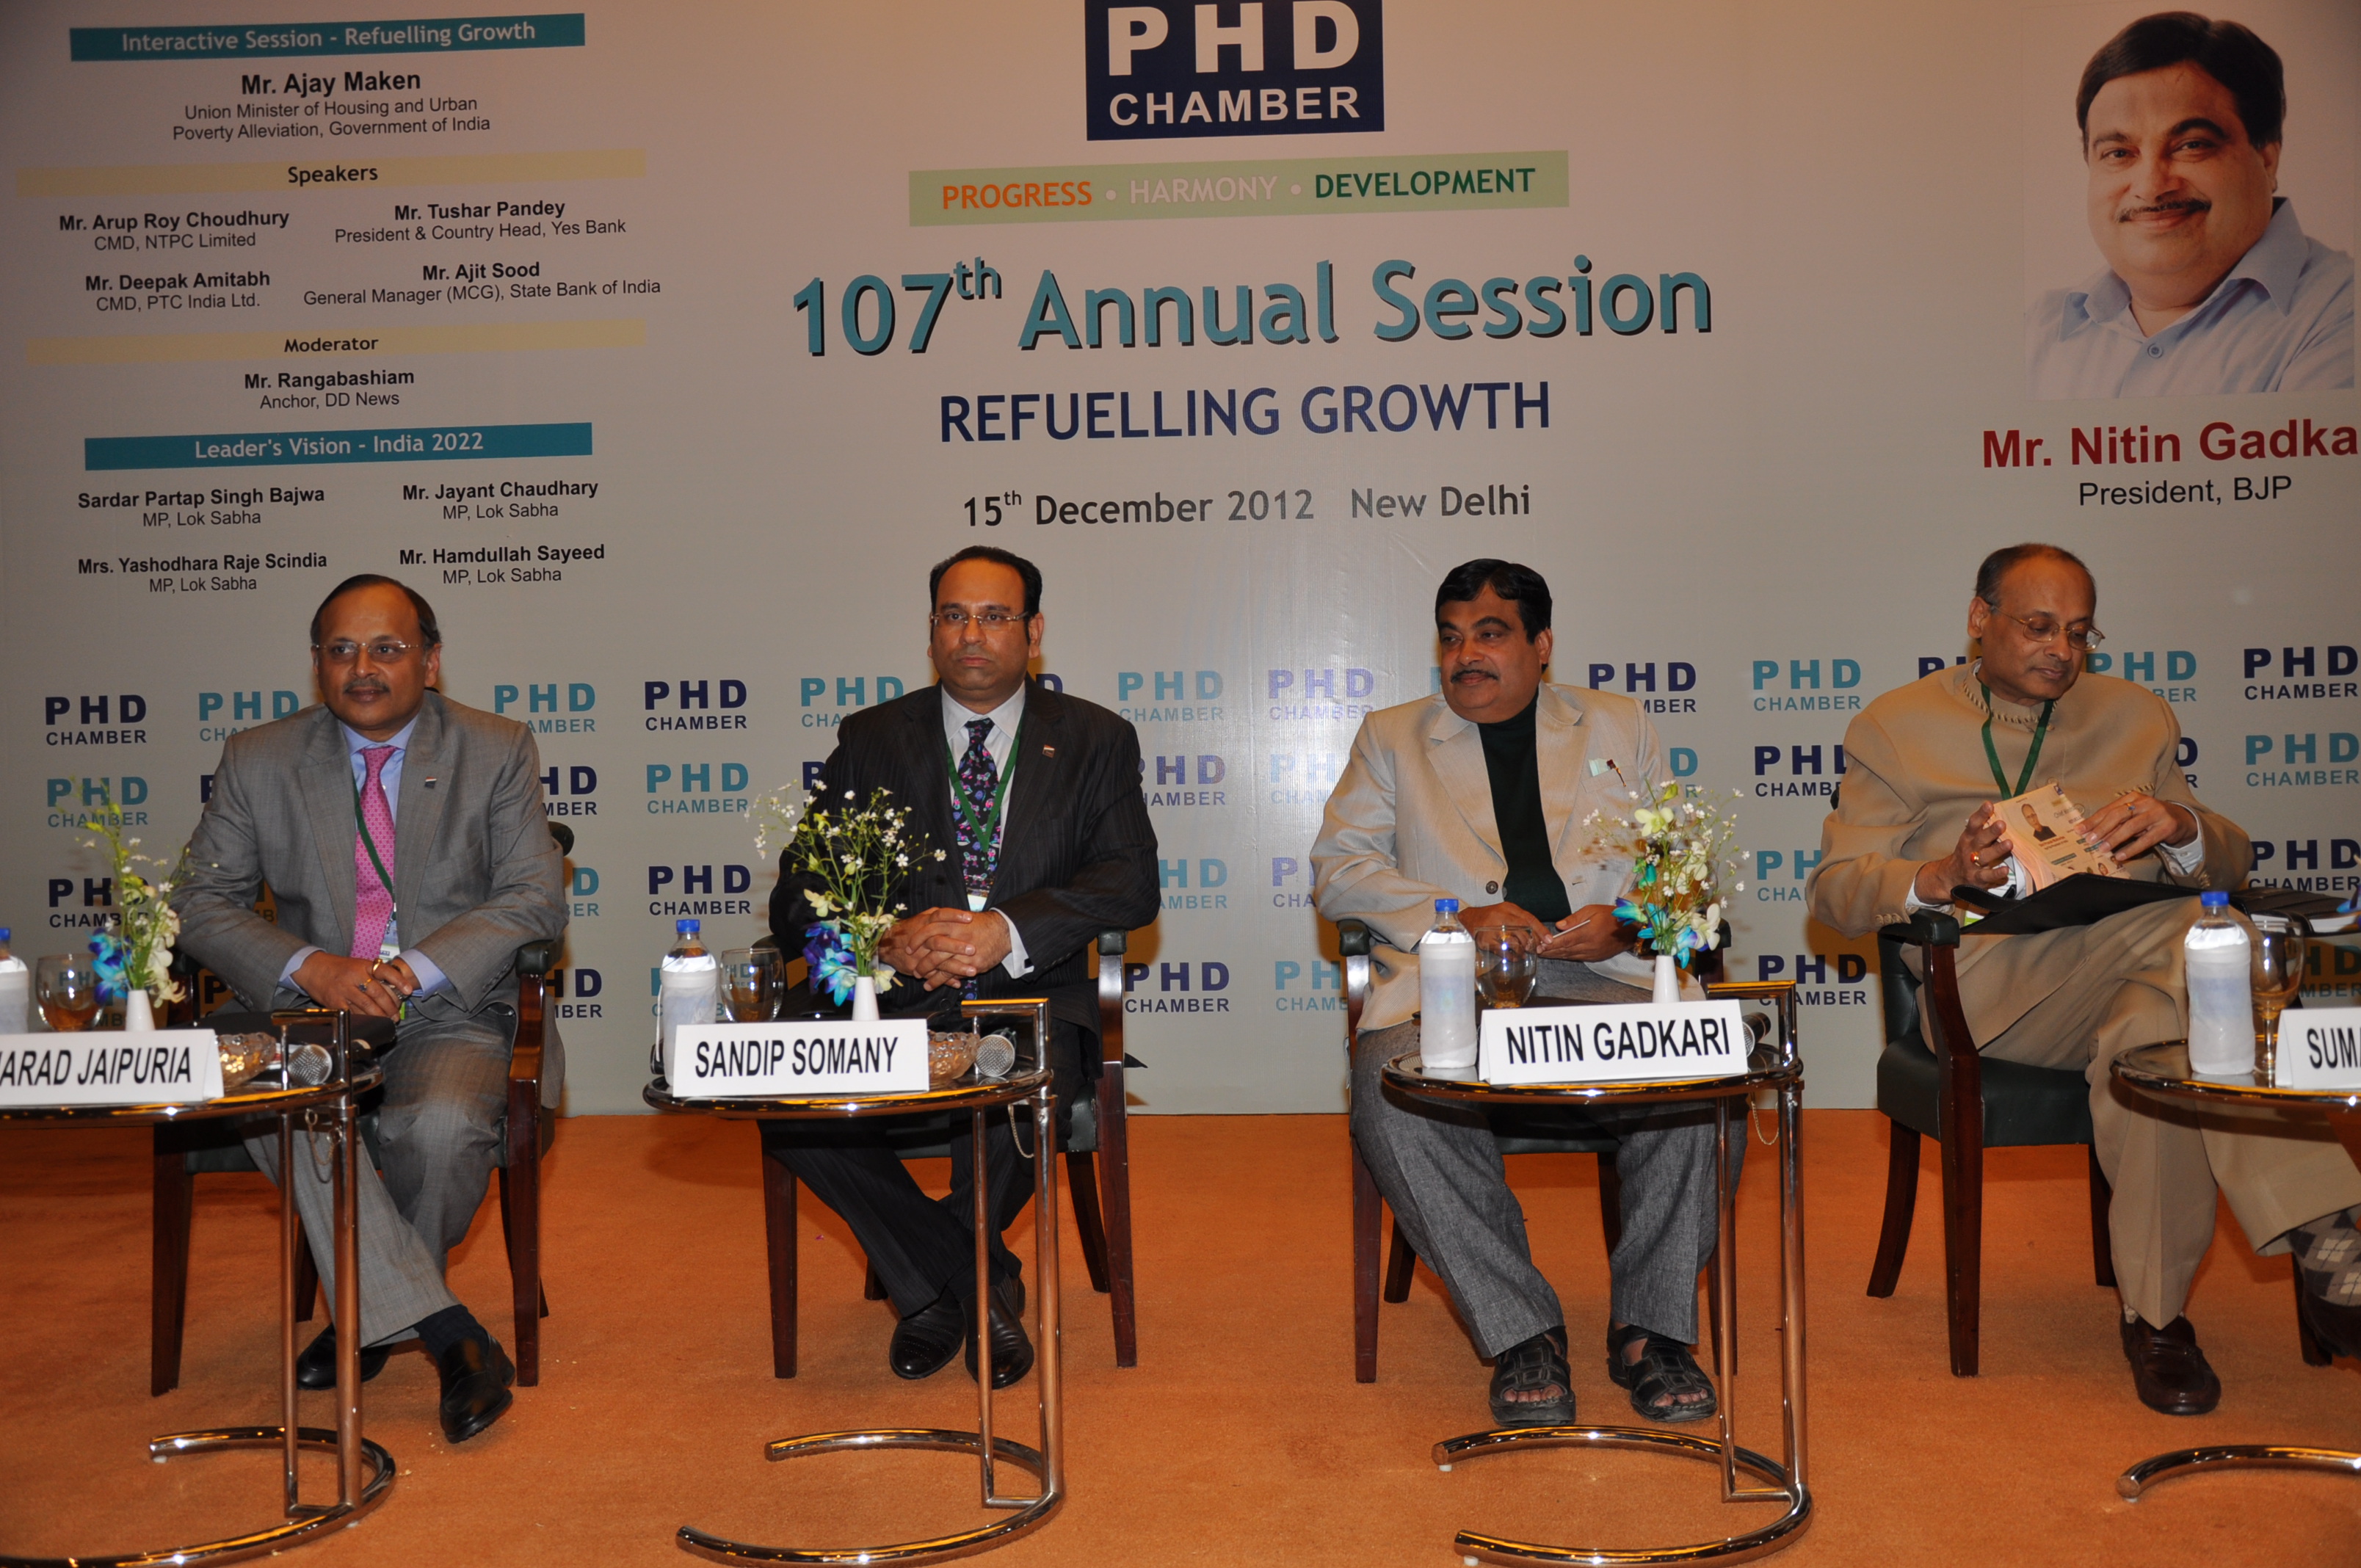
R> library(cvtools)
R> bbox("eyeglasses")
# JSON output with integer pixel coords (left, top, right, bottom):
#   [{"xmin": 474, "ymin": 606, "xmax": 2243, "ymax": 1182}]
[
  {"xmin": 1984, "ymin": 608, "xmax": 2105, "ymax": 652},
  {"xmin": 929, "ymin": 609, "xmax": 1031, "ymax": 631},
  {"xmin": 314, "ymin": 639, "xmax": 424, "ymax": 664}
]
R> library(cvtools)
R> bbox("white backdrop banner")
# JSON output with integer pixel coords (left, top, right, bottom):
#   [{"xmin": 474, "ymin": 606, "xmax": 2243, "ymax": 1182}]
[{"xmin": 3, "ymin": 1, "xmax": 2354, "ymax": 1115}]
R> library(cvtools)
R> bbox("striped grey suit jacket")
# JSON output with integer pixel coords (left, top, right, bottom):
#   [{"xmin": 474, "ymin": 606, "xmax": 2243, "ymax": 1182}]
[{"xmin": 175, "ymin": 691, "xmax": 567, "ymax": 1090}]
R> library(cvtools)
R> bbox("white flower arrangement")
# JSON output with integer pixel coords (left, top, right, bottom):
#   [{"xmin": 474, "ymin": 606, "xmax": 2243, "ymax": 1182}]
[
  {"xmin": 753, "ymin": 783, "xmax": 947, "ymax": 1006},
  {"xmin": 1584, "ymin": 775, "xmax": 1746, "ymax": 969},
  {"xmin": 84, "ymin": 807, "xmax": 195, "ymax": 1005}
]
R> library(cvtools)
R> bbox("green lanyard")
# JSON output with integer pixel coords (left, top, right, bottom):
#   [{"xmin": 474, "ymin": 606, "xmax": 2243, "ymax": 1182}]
[
  {"xmin": 1979, "ymin": 683, "xmax": 2054, "ymax": 798},
  {"xmin": 351, "ymin": 774, "xmax": 399, "ymax": 955},
  {"xmin": 943, "ymin": 736, "xmax": 1018, "ymax": 852}
]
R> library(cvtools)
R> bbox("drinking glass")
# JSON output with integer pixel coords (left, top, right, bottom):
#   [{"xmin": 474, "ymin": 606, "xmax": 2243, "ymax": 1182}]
[
  {"xmin": 1476, "ymin": 930, "xmax": 1537, "ymax": 1009},
  {"xmin": 35, "ymin": 954, "xmax": 101, "ymax": 1032},
  {"xmin": 721, "ymin": 948, "xmax": 775, "ymax": 1023},
  {"xmin": 2249, "ymin": 915, "xmax": 2307, "ymax": 1081}
]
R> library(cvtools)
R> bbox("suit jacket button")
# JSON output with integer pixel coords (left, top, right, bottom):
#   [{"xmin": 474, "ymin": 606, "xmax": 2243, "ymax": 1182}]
[{"xmin": 1485, "ymin": 881, "xmax": 1499, "ymax": 894}]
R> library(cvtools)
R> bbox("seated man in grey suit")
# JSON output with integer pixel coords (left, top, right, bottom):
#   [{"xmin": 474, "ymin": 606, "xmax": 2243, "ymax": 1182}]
[
  {"xmin": 175, "ymin": 574, "xmax": 565, "ymax": 1443},
  {"xmin": 1313, "ymin": 559, "xmax": 1728, "ymax": 1428}
]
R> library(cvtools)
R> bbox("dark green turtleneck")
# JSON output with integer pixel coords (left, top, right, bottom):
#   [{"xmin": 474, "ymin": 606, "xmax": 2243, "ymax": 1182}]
[{"xmin": 1476, "ymin": 696, "xmax": 1570, "ymax": 924}]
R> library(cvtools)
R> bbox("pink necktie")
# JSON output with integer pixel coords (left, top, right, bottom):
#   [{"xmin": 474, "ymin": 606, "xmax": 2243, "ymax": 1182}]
[{"xmin": 349, "ymin": 745, "xmax": 398, "ymax": 959}]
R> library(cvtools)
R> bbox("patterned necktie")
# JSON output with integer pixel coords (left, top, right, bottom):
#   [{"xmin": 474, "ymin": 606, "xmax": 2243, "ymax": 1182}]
[
  {"xmin": 954, "ymin": 717, "xmax": 1000, "ymax": 899},
  {"xmin": 349, "ymin": 744, "xmax": 398, "ymax": 959}
]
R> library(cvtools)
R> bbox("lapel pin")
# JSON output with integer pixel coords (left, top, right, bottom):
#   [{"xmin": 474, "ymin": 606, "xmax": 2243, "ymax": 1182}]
[
  {"xmin": 423, "ymin": 776, "xmax": 438, "ymax": 788},
  {"xmin": 1042, "ymin": 744, "xmax": 1056, "ymax": 758}
]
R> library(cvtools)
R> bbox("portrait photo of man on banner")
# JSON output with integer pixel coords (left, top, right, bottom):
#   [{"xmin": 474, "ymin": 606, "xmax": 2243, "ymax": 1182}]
[{"xmin": 2024, "ymin": 6, "xmax": 2355, "ymax": 398}]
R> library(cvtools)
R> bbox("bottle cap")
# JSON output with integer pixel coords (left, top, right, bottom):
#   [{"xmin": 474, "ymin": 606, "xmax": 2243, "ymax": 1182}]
[
  {"xmin": 2199, "ymin": 891, "xmax": 2229, "ymax": 908},
  {"xmin": 1435, "ymin": 898, "xmax": 1459, "ymax": 913},
  {"xmin": 678, "ymin": 918, "xmax": 700, "ymax": 933}
]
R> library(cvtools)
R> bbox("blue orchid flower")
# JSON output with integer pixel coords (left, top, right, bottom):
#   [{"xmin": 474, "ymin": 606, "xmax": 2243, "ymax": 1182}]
[
  {"xmin": 801, "ymin": 922, "xmax": 859, "ymax": 1007},
  {"xmin": 88, "ymin": 930, "xmax": 130, "ymax": 1004}
]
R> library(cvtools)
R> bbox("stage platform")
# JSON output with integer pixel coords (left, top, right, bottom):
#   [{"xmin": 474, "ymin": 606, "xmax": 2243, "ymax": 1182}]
[{"xmin": 3, "ymin": 1108, "xmax": 2353, "ymax": 1564}]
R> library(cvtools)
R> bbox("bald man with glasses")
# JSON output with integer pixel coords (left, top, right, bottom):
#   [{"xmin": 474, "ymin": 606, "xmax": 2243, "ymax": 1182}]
[{"xmin": 1809, "ymin": 543, "xmax": 2361, "ymax": 1415}]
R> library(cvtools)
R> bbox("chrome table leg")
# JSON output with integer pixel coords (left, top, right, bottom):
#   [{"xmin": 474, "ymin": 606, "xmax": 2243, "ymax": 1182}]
[
  {"xmin": 2119, "ymin": 1446, "xmax": 2361, "ymax": 1499},
  {"xmin": 674, "ymin": 1006, "xmax": 1065, "ymax": 1567}
]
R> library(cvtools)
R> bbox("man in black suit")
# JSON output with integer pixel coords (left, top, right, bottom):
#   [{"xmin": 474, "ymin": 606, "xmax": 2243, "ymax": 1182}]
[{"xmin": 766, "ymin": 545, "xmax": 1159, "ymax": 1386}]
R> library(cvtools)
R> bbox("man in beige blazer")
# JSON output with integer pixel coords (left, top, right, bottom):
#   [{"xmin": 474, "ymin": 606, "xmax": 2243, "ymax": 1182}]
[
  {"xmin": 1809, "ymin": 543, "xmax": 2361, "ymax": 1414},
  {"xmin": 1315, "ymin": 560, "xmax": 1727, "ymax": 1430}
]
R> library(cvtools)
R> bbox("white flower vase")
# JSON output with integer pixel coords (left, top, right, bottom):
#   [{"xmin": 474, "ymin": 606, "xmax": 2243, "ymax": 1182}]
[
  {"xmin": 124, "ymin": 987, "xmax": 156, "ymax": 1031},
  {"xmin": 1651, "ymin": 954, "xmax": 1682, "ymax": 1006},
  {"xmin": 851, "ymin": 974, "xmax": 880, "ymax": 1022}
]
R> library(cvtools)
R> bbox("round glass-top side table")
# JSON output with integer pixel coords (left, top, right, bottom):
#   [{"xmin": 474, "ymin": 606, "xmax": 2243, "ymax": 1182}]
[
  {"xmin": 0, "ymin": 1016, "xmax": 393, "ymax": 1568},
  {"xmin": 2110, "ymin": 1040, "xmax": 2361, "ymax": 1500},
  {"xmin": 1378, "ymin": 979, "xmax": 1812, "ymax": 1567},
  {"xmin": 643, "ymin": 998, "xmax": 1065, "ymax": 1567}
]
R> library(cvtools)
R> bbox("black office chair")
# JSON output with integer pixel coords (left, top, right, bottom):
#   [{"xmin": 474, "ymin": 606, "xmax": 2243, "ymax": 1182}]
[
  {"xmin": 1869, "ymin": 910, "xmax": 2332, "ymax": 1373},
  {"xmin": 1866, "ymin": 912, "xmax": 2115, "ymax": 1377}
]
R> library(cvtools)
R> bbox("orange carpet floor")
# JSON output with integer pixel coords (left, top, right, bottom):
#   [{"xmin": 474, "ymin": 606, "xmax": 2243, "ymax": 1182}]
[{"xmin": 2, "ymin": 1108, "xmax": 2354, "ymax": 1565}]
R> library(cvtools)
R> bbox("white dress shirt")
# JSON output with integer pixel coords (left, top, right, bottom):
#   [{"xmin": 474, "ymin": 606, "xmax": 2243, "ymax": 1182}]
[{"xmin": 940, "ymin": 685, "xmax": 1033, "ymax": 976}]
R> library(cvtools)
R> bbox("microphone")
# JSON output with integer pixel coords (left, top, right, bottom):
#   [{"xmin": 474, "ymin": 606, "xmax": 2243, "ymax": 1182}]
[
  {"xmin": 283, "ymin": 1039, "xmax": 334, "ymax": 1086},
  {"xmin": 973, "ymin": 1032, "xmax": 1018, "ymax": 1078}
]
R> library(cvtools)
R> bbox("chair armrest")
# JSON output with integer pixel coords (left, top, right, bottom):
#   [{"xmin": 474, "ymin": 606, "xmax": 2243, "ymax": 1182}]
[
  {"xmin": 1876, "ymin": 912, "xmax": 1979, "ymax": 1136},
  {"xmin": 1337, "ymin": 919, "xmax": 1373, "ymax": 1045},
  {"xmin": 1879, "ymin": 911, "xmax": 1961, "ymax": 948},
  {"xmin": 1095, "ymin": 931, "xmax": 1130, "ymax": 1067},
  {"xmin": 511, "ymin": 940, "xmax": 555, "ymax": 1086}
]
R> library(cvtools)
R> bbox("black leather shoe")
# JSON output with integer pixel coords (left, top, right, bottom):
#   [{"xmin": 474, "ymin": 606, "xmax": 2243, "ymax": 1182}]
[
  {"xmin": 436, "ymin": 1335, "xmax": 515, "ymax": 1443},
  {"xmin": 2298, "ymin": 1285, "xmax": 2361, "ymax": 1360},
  {"xmin": 2121, "ymin": 1314, "xmax": 2221, "ymax": 1415},
  {"xmin": 890, "ymin": 1292, "xmax": 965, "ymax": 1381},
  {"xmin": 964, "ymin": 1282, "xmax": 1034, "ymax": 1389},
  {"xmin": 294, "ymin": 1326, "xmax": 389, "ymax": 1390}
]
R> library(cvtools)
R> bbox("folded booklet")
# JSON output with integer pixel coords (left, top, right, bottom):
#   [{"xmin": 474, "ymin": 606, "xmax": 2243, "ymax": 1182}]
[{"xmin": 1993, "ymin": 782, "xmax": 2122, "ymax": 892}]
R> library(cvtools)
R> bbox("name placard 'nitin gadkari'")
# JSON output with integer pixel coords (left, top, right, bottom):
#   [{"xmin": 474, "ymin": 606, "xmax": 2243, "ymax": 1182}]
[
  {"xmin": 671, "ymin": 1020, "xmax": 929, "ymax": 1096},
  {"xmin": 1478, "ymin": 1000, "xmax": 1749, "ymax": 1086}
]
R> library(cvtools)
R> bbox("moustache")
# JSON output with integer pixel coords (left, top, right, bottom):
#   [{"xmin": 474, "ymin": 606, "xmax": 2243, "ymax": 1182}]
[
  {"xmin": 1448, "ymin": 666, "xmax": 1496, "ymax": 682},
  {"xmin": 342, "ymin": 680, "xmax": 390, "ymax": 697},
  {"xmin": 2118, "ymin": 195, "xmax": 2211, "ymax": 222}
]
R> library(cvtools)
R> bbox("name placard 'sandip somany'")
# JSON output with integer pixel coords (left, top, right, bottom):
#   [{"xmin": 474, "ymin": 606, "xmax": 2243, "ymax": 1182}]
[{"xmin": 672, "ymin": 1020, "xmax": 928, "ymax": 1096}]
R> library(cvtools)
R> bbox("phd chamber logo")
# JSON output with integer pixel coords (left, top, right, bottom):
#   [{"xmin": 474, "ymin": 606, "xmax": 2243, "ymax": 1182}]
[{"xmin": 1087, "ymin": 1, "xmax": 1384, "ymax": 140}]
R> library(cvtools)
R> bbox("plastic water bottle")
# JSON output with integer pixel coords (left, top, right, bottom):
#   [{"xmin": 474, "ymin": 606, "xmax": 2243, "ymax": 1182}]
[
  {"xmin": 1418, "ymin": 899, "xmax": 1479, "ymax": 1071},
  {"xmin": 0, "ymin": 929, "xmax": 26, "ymax": 1035},
  {"xmin": 659, "ymin": 919, "xmax": 719, "ymax": 1078},
  {"xmin": 2184, "ymin": 892, "xmax": 2253, "ymax": 1075}
]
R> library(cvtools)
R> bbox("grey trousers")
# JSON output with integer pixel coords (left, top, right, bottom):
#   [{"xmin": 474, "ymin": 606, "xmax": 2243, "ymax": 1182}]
[
  {"xmin": 1351, "ymin": 960, "xmax": 1733, "ymax": 1357},
  {"xmin": 239, "ymin": 1009, "xmax": 515, "ymax": 1347}
]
